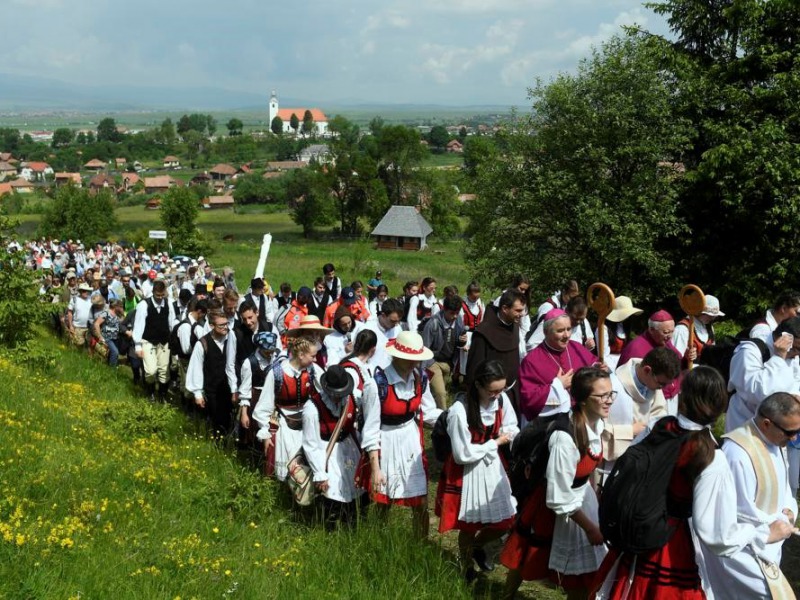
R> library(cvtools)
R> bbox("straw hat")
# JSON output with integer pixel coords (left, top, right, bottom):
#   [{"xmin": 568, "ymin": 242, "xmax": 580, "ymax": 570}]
[
  {"xmin": 285, "ymin": 315, "xmax": 333, "ymax": 337},
  {"xmin": 702, "ymin": 295, "xmax": 725, "ymax": 317},
  {"xmin": 386, "ymin": 331, "xmax": 433, "ymax": 361},
  {"xmin": 606, "ymin": 296, "xmax": 643, "ymax": 322}
]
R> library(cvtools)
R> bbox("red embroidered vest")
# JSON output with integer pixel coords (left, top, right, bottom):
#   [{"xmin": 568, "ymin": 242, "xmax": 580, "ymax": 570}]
[{"xmin": 312, "ymin": 394, "xmax": 357, "ymax": 441}]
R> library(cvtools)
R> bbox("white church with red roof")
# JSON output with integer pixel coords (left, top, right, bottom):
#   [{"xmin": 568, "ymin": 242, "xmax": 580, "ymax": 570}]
[{"xmin": 268, "ymin": 91, "xmax": 329, "ymax": 136}]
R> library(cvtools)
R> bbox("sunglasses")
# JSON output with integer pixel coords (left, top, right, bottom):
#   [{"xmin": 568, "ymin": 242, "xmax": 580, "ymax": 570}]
[{"xmin": 770, "ymin": 419, "xmax": 800, "ymax": 438}]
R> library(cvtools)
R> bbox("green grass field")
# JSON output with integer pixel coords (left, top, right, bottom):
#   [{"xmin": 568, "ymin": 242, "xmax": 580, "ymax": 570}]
[{"xmin": 16, "ymin": 207, "xmax": 476, "ymax": 295}]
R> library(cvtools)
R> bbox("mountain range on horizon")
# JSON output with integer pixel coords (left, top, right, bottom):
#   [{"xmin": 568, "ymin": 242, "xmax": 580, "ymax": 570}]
[{"xmin": 0, "ymin": 72, "xmax": 514, "ymax": 114}]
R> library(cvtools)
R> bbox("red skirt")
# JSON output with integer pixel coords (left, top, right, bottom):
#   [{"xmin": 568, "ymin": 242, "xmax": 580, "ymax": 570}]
[
  {"xmin": 499, "ymin": 484, "xmax": 555, "ymax": 582},
  {"xmin": 435, "ymin": 454, "xmax": 514, "ymax": 533},
  {"xmin": 590, "ymin": 518, "xmax": 705, "ymax": 600}
]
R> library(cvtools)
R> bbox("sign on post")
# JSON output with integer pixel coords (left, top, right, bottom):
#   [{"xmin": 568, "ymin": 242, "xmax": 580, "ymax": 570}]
[{"xmin": 149, "ymin": 230, "xmax": 167, "ymax": 240}]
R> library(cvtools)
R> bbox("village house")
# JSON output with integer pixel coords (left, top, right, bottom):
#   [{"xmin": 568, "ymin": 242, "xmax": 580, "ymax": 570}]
[
  {"xmin": 89, "ymin": 174, "xmax": 116, "ymax": 193},
  {"xmin": 268, "ymin": 91, "xmax": 329, "ymax": 136},
  {"xmin": 163, "ymin": 155, "xmax": 180, "ymax": 169},
  {"xmin": 144, "ymin": 175, "xmax": 179, "ymax": 194},
  {"xmin": 266, "ymin": 160, "xmax": 306, "ymax": 172},
  {"xmin": 114, "ymin": 158, "xmax": 127, "ymax": 169},
  {"xmin": 145, "ymin": 197, "xmax": 161, "ymax": 210},
  {"xmin": 0, "ymin": 161, "xmax": 17, "ymax": 180},
  {"xmin": 446, "ymin": 140, "xmax": 464, "ymax": 153},
  {"xmin": 0, "ymin": 182, "xmax": 12, "ymax": 198},
  {"xmin": 209, "ymin": 163, "xmax": 237, "ymax": 181},
  {"xmin": 84, "ymin": 159, "xmax": 107, "ymax": 171},
  {"xmin": 55, "ymin": 173, "xmax": 82, "ymax": 188},
  {"xmin": 371, "ymin": 205, "xmax": 433, "ymax": 251},
  {"xmin": 9, "ymin": 178, "xmax": 35, "ymax": 194},
  {"xmin": 299, "ymin": 144, "xmax": 331, "ymax": 164},
  {"xmin": 202, "ymin": 194, "xmax": 235, "ymax": 209},
  {"xmin": 121, "ymin": 172, "xmax": 141, "ymax": 192},
  {"xmin": 19, "ymin": 161, "xmax": 54, "ymax": 182}
]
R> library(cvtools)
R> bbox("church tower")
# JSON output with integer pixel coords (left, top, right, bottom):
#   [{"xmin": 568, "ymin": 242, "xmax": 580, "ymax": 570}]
[{"xmin": 268, "ymin": 91, "xmax": 279, "ymax": 128}]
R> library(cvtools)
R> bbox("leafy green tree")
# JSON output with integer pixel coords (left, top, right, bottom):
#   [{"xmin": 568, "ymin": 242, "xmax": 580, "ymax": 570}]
[
  {"xmin": 428, "ymin": 125, "xmax": 449, "ymax": 150},
  {"xmin": 462, "ymin": 136, "xmax": 498, "ymax": 177},
  {"xmin": 459, "ymin": 126, "xmax": 467, "ymax": 140},
  {"xmin": 302, "ymin": 110, "xmax": 315, "ymax": 136},
  {"xmin": 160, "ymin": 187, "xmax": 204, "ymax": 255},
  {"xmin": 374, "ymin": 125, "xmax": 426, "ymax": 205},
  {"xmin": 467, "ymin": 35, "xmax": 691, "ymax": 300},
  {"xmin": 0, "ymin": 214, "xmax": 51, "ymax": 347},
  {"xmin": 226, "ymin": 118, "xmax": 244, "ymax": 136},
  {"xmin": 206, "ymin": 115, "xmax": 217, "ymax": 137},
  {"xmin": 418, "ymin": 173, "xmax": 462, "ymax": 240},
  {"xmin": 288, "ymin": 168, "xmax": 335, "ymax": 238},
  {"xmin": 271, "ymin": 116, "xmax": 284, "ymax": 135},
  {"xmin": 159, "ymin": 118, "xmax": 176, "ymax": 145},
  {"xmin": 97, "ymin": 118, "xmax": 121, "ymax": 143},
  {"xmin": 645, "ymin": 0, "xmax": 800, "ymax": 313},
  {"xmin": 289, "ymin": 113, "xmax": 300, "ymax": 134},
  {"xmin": 0, "ymin": 128, "xmax": 21, "ymax": 153},
  {"xmin": 176, "ymin": 115, "xmax": 192, "ymax": 136},
  {"xmin": 233, "ymin": 172, "xmax": 286, "ymax": 205},
  {"xmin": 39, "ymin": 185, "xmax": 119, "ymax": 242},
  {"xmin": 51, "ymin": 128, "xmax": 73, "ymax": 148}
]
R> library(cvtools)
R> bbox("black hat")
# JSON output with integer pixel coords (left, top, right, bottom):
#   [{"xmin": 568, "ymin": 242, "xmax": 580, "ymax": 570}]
[
  {"xmin": 251, "ymin": 277, "xmax": 265, "ymax": 290},
  {"xmin": 321, "ymin": 365, "xmax": 354, "ymax": 397},
  {"xmin": 322, "ymin": 263, "xmax": 336, "ymax": 274}
]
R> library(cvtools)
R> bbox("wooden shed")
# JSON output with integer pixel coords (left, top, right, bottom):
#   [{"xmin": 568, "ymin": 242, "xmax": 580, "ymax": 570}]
[{"xmin": 371, "ymin": 205, "xmax": 433, "ymax": 251}]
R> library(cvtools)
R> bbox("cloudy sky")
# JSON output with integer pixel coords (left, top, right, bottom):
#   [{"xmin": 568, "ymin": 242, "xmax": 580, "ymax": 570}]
[{"xmin": 4, "ymin": 0, "xmax": 670, "ymax": 107}]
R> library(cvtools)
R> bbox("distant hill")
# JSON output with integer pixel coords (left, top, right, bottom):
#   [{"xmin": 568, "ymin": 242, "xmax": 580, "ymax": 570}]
[{"xmin": 0, "ymin": 72, "xmax": 516, "ymax": 116}]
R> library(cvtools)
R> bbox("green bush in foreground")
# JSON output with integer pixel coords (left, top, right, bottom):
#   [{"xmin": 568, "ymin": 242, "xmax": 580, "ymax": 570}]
[{"xmin": 0, "ymin": 337, "xmax": 471, "ymax": 600}]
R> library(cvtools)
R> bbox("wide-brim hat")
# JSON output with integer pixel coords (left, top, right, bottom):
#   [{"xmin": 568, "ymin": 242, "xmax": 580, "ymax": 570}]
[
  {"xmin": 321, "ymin": 365, "xmax": 355, "ymax": 397},
  {"xmin": 285, "ymin": 315, "xmax": 333, "ymax": 337},
  {"xmin": 77, "ymin": 283, "xmax": 92, "ymax": 292},
  {"xmin": 702, "ymin": 294, "xmax": 725, "ymax": 318},
  {"xmin": 386, "ymin": 331, "xmax": 433, "ymax": 361},
  {"xmin": 606, "ymin": 296, "xmax": 643, "ymax": 322}
]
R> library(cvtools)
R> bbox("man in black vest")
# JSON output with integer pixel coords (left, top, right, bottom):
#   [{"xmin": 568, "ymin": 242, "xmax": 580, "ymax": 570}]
[
  {"xmin": 186, "ymin": 310, "xmax": 233, "ymax": 438},
  {"xmin": 245, "ymin": 277, "xmax": 275, "ymax": 331},
  {"xmin": 133, "ymin": 279, "xmax": 177, "ymax": 400}
]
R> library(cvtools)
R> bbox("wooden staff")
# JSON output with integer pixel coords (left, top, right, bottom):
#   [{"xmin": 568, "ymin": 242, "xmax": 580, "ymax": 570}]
[
  {"xmin": 678, "ymin": 284, "xmax": 705, "ymax": 369},
  {"xmin": 587, "ymin": 283, "xmax": 615, "ymax": 364}
]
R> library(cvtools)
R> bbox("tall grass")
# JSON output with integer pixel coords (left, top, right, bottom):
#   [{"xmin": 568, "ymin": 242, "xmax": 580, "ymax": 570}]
[{"xmin": 0, "ymin": 335, "xmax": 475, "ymax": 599}]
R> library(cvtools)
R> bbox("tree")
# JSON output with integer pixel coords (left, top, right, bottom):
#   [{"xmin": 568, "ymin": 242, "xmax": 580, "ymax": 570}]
[
  {"xmin": 462, "ymin": 136, "xmax": 498, "ymax": 177},
  {"xmin": 467, "ymin": 36, "xmax": 691, "ymax": 300},
  {"xmin": 0, "ymin": 214, "xmax": 51, "ymax": 347},
  {"xmin": 177, "ymin": 115, "xmax": 192, "ymax": 136},
  {"xmin": 302, "ymin": 110, "xmax": 315, "ymax": 136},
  {"xmin": 233, "ymin": 172, "xmax": 286, "ymax": 205},
  {"xmin": 271, "ymin": 116, "xmax": 284, "ymax": 135},
  {"xmin": 428, "ymin": 125, "xmax": 449, "ymax": 150},
  {"xmin": 51, "ymin": 128, "xmax": 74, "ymax": 148},
  {"xmin": 160, "ymin": 187, "xmax": 204, "ymax": 255},
  {"xmin": 418, "ymin": 172, "xmax": 462, "ymax": 240},
  {"xmin": 374, "ymin": 125, "xmax": 426, "ymax": 205},
  {"xmin": 644, "ymin": 0, "xmax": 800, "ymax": 314},
  {"xmin": 459, "ymin": 126, "xmax": 467, "ymax": 140},
  {"xmin": 288, "ymin": 168, "xmax": 335, "ymax": 238},
  {"xmin": 97, "ymin": 118, "xmax": 121, "ymax": 143},
  {"xmin": 226, "ymin": 118, "xmax": 244, "ymax": 136},
  {"xmin": 0, "ymin": 128, "xmax": 21, "ymax": 153},
  {"xmin": 159, "ymin": 118, "xmax": 176, "ymax": 145},
  {"xmin": 206, "ymin": 115, "xmax": 217, "ymax": 137},
  {"xmin": 39, "ymin": 184, "xmax": 119, "ymax": 242},
  {"xmin": 289, "ymin": 113, "xmax": 300, "ymax": 134}
]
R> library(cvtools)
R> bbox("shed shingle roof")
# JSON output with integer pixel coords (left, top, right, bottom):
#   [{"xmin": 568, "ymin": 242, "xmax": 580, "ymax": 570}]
[{"xmin": 370, "ymin": 205, "xmax": 433, "ymax": 239}]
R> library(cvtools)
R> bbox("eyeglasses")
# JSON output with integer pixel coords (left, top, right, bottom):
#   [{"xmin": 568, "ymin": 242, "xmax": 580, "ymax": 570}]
[
  {"xmin": 769, "ymin": 419, "xmax": 800, "ymax": 438},
  {"xmin": 589, "ymin": 391, "xmax": 618, "ymax": 402}
]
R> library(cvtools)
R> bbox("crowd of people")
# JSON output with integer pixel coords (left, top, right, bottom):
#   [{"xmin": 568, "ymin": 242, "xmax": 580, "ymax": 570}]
[{"xmin": 23, "ymin": 236, "xmax": 800, "ymax": 599}]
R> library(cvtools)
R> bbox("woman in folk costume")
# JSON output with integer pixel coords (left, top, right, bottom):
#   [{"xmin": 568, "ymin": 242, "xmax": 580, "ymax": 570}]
[
  {"xmin": 407, "ymin": 277, "xmax": 440, "ymax": 333},
  {"xmin": 518, "ymin": 308, "xmax": 597, "ymax": 425},
  {"xmin": 368, "ymin": 284, "xmax": 389, "ymax": 320},
  {"xmin": 501, "ymin": 366, "xmax": 612, "ymax": 600},
  {"xmin": 357, "ymin": 331, "xmax": 442, "ymax": 538},
  {"xmin": 252, "ymin": 336, "xmax": 324, "ymax": 481},
  {"xmin": 458, "ymin": 280, "xmax": 485, "ymax": 378},
  {"xmin": 596, "ymin": 296, "xmax": 643, "ymax": 371},
  {"xmin": 435, "ymin": 359, "xmax": 519, "ymax": 580},
  {"xmin": 592, "ymin": 367, "xmax": 795, "ymax": 600},
  {"xmin": 338, "ymin": 329, "xmax": 378, "ymax": 426},
  {"xmin": 302, "ymin": 365, "xmax": 365, "ymax": 524}
]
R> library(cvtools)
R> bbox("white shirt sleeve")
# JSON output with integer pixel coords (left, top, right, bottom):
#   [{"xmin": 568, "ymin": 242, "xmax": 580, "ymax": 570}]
[
  {"xmin": 360, "ymin": 379, "xmax": 381, "ymax": 453},
  {"xmin": 252, "ymin": 369, "xmax": 276, "ymax": 441},
  {"xmin": 448, "ymin": 403, "xmax": 498, "ymax": 466},
  {"xmin": 178, "ymin": 321, "xmax": 192, "ymax": 355},
  {"xmin": 421, "ymin": 374, "xmax": 442, "ymax": 426},
  {"xmin": 407, "ymin": 296, "xmax": 421, "ymax": 332},
  {"xmin": 132, "ymin": 299, "xmax": 148, "ymax": 348},
  {"xmin": 545, "ymin": 430, "xmax": 586, "ymax": 515},
  {"xmin": 238, "ymin": 357, "xmax": 253, "ymax": 407},
  {"xmin": 730, "ymin": 343, "xmax": 796, "ymax": 414},
  {"xmin": 185, "ymin": 341, "xmax": 206, "ymax": 400},
  {"xmin": 692, "ymin": 450, "xmax": 770, "ymax": 557},
  {"xmin": 672, "ymin": 322, "xmax": 689, "ymax": 357},
  {"xmin": 225, "ymin": 333, "xmax": 238, "ymax": 394},
  {"xmin": 302, "ymin": 401, "xmax": 329, "ymax": 483}
]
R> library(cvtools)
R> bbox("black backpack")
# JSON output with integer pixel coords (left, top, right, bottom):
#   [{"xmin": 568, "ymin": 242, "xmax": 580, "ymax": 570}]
[
  {"xmin": 599, "ymin": 416, "xmax": 691, "ymax": 554},
  {"xmin": 508, "ymin": 412, "xmax": 571, "ymax": 504},
  {"xmin": 168, "ymin": 317, "xmax": 193, "ymax": 358},
  {"xmin": 697, "ymin": 335, "xmax": 770, "ymax": 383}
]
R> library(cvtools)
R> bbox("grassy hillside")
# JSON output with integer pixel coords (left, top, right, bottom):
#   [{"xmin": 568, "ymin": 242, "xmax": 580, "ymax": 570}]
[{"xmin": 0, "ymin": 335, "xmax": 474, "ymax": 599}]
